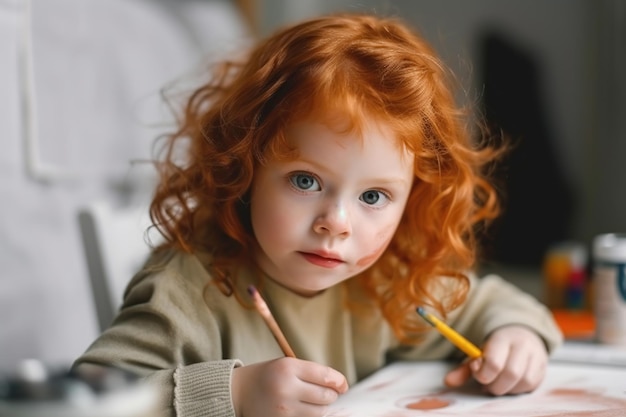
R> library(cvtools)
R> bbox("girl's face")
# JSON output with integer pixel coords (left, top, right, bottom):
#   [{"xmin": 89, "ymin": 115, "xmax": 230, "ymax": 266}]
[{"xmin": 250, "ymin": 118, "xmax": 414, "ymax": 296}]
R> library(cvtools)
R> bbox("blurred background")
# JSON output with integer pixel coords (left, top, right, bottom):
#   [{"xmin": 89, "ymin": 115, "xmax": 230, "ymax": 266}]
[{"xmin": 1, "ymin": 0, "xmax": 624, "ymax": 370}]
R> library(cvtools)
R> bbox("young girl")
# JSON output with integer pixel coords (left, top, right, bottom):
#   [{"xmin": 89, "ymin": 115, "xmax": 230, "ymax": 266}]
[{"xmin": 74, "ymin": 12, "xmax": 562, "ymax": 417}]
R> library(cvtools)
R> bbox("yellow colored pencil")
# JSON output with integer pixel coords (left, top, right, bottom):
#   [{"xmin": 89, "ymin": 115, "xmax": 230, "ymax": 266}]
[{"xmin": 416, "ymin": 307, "xmax": 482, "ymax": 359}]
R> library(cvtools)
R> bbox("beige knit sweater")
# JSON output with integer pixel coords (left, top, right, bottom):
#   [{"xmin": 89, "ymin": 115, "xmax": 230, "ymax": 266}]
[{"xmin": 73, "ymin": 249, "xmax": 563, "ymax": 417}]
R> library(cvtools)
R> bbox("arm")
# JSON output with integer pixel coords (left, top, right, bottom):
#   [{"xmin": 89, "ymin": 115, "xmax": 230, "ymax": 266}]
[
  {"xmin": 74, "ymin": 251, "xmax": 347, "ymax": 417},
  {"xmin": 73, "ymin": 254, "xmax": 243, "ymax": 417},
  {"xmin": 448, "ymin": 273, "xmax": 563, "ymax": 354},
  {"xmin": 443, "ymin": 273, "xmax": 563, "ymax": 395}
]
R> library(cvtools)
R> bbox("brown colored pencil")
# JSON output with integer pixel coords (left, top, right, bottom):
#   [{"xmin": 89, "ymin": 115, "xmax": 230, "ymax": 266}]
[{"xmin": 247, "ymin": 285, "xmax": 296, "ymax": 358}]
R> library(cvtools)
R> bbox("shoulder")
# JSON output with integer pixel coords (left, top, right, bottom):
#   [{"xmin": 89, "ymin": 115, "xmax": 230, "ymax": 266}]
[
  {"xmin": 121, "ymin": 248, "xmax": 255, "ymax": 312},
  {"xmin": 121, "ymin": 249, "xmax": 218, "ymax": 310}
]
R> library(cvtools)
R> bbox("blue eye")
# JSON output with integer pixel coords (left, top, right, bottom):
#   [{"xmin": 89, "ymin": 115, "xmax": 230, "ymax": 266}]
[
  {"xmin": 290, "ymin": 173, "xmax": 320, "ymax": 191},
  {"xmin": 360, "ymin": 190, "xmax": 389, "ymax": 207}
]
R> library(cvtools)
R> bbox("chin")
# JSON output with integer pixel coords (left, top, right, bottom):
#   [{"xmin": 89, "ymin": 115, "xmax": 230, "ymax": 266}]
[
  {"xmin": 291, "ymin": 282, "xmax": 337, "ymax": 297},
  {"xmin": 304, "ymin": 279, "xmax": 349, "ymax": 295}
]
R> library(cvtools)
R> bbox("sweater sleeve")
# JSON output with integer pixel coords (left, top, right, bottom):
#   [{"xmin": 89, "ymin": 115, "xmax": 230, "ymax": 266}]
[
  {"xmin": 448, "ymin": 273, "xmax": 563, "ymax": 354},
  {"xmin": 73, "ymin": 252, "xmax": 243, "ymax": 417},
  {"xmin": 387, "ymin": 272, "xmax": 563, "ymax": 362},
  {"xmin": 174, "ymin": 360, "xmax": 241, "ymax": 417}
]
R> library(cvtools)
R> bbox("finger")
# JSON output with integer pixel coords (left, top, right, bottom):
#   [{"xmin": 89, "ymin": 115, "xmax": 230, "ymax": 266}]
[
  {"xmin": 299, "ymin": 383, "xmax": 342, "ymax": 406},
  {"xmin": 473, "ymin": 326, "xmax": 550, "ymax": 395},
  {"xmin": 297, "ymin": 363, "xmax": 349, "ymax": 394},
  {"xmin": 482, "ymin": 349, "xmax": 529, "ymax": 395},
  {"xmin": 471, "ymin": 344, "xmax": 509, "ymax": 386},
  {"xmin": 481, "ymin": 341, "xmax": 548, "ymax": 396},
  {"xmin": 469, "ymin": 356, "xmax": 483, "ymax": 373},
  {"xmin": 504, "ymin": 351, "xmax": 546, "ymax": 395},
  {"xmin": 444, "ymin": 361, "xmax": 472, "ymax": 387}
]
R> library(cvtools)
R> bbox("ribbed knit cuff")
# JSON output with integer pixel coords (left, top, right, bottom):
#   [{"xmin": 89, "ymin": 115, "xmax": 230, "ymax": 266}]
[{"xmin": 173, "ymin": 360, "xmax": 242, "ymax": 417}]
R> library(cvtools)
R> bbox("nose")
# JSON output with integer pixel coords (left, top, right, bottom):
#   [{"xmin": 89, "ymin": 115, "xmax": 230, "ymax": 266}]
[{"xmin": 313, "ymin": 202, "xmax": 352, "ymax": 237}]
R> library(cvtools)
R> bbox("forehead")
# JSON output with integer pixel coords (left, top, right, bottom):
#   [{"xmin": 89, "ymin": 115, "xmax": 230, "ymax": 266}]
[
  {"xmin": 284, "ymin": 117, "xmax": 414, "ymax": 173},
  {"xmin": 289, "ymin": 106, "xmax": 409, "ymax": 149}
]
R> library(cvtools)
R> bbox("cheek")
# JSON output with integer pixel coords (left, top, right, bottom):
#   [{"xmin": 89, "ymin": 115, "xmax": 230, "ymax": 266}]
[
  {"xmin": 252, "ymin": 201, "xmax": 280, "ymax": 242},
  {"xmin": 251, "ymin": 191, "xmax": 305, "ymax": 245},
  {"xmin": 356, "ymin": 226, "xmax": 395, "ymax": 267},
  {"xmin": 251, "ymin": 185, "xmax": 277, "ymax": 243}
]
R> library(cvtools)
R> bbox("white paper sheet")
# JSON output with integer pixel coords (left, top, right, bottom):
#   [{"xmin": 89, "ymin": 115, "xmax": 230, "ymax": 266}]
[{"xmin": 326, "ymin": 361, "xmax": 626, "ymax": 417}]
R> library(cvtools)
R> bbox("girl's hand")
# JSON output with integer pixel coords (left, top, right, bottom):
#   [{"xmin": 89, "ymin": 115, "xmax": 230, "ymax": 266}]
[
  {"xmin": 231, "ymin": 357, "xmax": 348, "ymax": 417},
  {"xmin": 443, "ymin": 325, "xmax": 548, "ymax": 396}
]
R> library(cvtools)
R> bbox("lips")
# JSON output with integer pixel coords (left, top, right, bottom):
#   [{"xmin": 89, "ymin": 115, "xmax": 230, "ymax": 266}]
[{"xmin": 299, "ymin": 251, "xmax": 344, "ymax": 268}]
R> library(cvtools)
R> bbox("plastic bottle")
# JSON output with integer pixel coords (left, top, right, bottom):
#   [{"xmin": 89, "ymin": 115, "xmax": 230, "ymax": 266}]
[{"xmin": 593, "ymin": 233, "xmax": 626, "ymax": 345}]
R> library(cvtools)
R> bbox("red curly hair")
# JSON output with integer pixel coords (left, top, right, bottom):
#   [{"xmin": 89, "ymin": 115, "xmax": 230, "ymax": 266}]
[{"xmin": 150, "ymin": 12, "xmax": 504, "ymax": 342}]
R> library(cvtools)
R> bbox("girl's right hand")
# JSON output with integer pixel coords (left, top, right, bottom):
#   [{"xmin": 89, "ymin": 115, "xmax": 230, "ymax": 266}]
[{"xmin": 231, "ymin": 357, "xmax": 348, "ymax": 417}]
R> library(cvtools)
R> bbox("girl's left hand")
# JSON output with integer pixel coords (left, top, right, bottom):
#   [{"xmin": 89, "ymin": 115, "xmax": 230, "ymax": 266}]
[{"xmin": 443, "ymin": 325, "xmax": 548, "ymax": 396}]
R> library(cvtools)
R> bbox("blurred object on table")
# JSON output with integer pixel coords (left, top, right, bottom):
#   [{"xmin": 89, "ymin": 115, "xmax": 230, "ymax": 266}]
[
  {"xmin": 0, "ymin": 359, "xmax": 156, "ymax": 417},
  {"xmin": 542, "ymin": 241, "xmax": 589, "ymax": 311}
]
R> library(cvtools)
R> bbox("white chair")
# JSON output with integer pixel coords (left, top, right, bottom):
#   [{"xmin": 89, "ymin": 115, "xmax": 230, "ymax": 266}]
[{"xmin": 78, "ymin": 201, "xmax": 161, "ymax": 332}]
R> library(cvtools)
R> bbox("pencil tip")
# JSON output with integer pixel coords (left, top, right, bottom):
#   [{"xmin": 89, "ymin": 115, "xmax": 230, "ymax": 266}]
[
  {"xmin": 247, "ymin": 285, "xmax": 257, "ymax": 297},
  {"xmin": 416, "ymin": 306, "xmax": 435, "ymax": 326}
]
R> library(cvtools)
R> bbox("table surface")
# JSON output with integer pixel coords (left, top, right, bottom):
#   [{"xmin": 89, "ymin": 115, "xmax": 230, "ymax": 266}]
[{"xmin": 327, "ymin": 347, "xmax": 626, "ymax": 416}]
